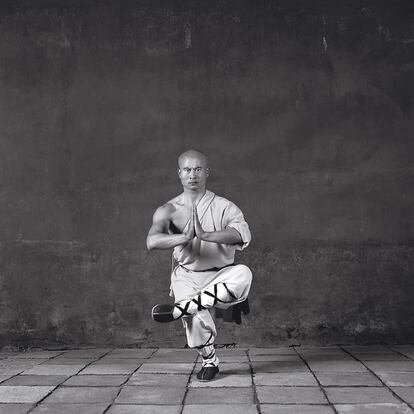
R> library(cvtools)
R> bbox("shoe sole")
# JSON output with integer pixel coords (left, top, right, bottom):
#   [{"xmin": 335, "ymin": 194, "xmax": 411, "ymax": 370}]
[{"xmin": 151, "ymin": 304, "xmax": 175, "ymax": 323}]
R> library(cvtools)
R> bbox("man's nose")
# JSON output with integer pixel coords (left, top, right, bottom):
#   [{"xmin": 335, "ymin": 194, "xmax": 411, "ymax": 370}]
[{"xmin": 189, "ymin": 169, "xmax": 196, "ymax": 177}]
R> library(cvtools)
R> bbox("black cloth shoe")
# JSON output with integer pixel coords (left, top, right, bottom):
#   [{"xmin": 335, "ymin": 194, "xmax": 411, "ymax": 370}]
[
  {"xmin": 151, "ymin": 304, "xmax": 175, "ymax": 323},
  {"xmin": 196, "ymin": 365, "xmax": 219, "ymax": 381}
]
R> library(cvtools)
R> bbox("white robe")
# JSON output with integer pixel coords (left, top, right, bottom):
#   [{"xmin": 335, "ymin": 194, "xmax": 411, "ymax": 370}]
[{"xmin": 170, "ymin": 190, "xmax": 251, "ymax": 271}]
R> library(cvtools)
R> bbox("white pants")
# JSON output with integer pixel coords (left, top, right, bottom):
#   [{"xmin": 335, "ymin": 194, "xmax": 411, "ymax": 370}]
[{"xmin": 170, "ymin": 264, "xmax": 252, "ymax": 348}]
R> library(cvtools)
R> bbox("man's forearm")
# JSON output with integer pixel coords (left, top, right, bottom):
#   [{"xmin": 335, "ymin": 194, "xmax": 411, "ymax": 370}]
[
  {"xmin": 199, "ymin": 228, "xmax": 242, "ymax": 245},
  {"xmin": 147, "ymin": 233, "xmax": 190, "ymax": 250}
]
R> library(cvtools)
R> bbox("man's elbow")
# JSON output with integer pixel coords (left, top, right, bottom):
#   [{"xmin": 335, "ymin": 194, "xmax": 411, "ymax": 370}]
[{"xmin": 146, "ymin": 237, "xmax": 156, "ymax": 251}]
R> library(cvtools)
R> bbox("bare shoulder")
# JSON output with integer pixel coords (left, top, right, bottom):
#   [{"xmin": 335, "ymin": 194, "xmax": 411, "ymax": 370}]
[{"xmin": 152, "ymin": 202, "xmax": 176, "ymax": 223}]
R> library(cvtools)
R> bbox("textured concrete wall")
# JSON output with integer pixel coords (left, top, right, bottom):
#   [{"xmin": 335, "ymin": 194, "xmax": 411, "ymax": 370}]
[{"xmin": 0, "ymin": 0, "xmax": 413, "ymax": 348}]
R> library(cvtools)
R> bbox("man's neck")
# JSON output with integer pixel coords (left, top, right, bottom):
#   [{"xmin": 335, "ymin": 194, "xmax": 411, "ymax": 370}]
[{"xmin": 182, "ymin": 188, "xmax": 207, "ymax": 205}]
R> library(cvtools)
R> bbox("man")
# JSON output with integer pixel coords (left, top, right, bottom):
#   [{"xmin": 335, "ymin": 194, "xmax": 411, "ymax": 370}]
[{"xmin": 146, "ymin": 149, "xmax": 252, "ymax": 381}]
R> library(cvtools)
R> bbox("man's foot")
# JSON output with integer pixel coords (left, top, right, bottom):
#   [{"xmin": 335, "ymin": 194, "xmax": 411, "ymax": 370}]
[
  {"xmin": 151, "ymin": 304, "xmax": 176, "ymax": 323},
  {"xmin": 196, "ymin": 364, "xmax": 219, "ymax": 381}
]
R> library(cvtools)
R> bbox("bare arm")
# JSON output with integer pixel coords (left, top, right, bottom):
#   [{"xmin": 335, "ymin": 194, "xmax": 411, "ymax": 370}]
[
  {"xmin": 146, "ymin": 204, "xmax": 194, "ymax": 250},
  {"xmin": 193, "ymin": 205, "xmax": 242, "ymax": 245}
]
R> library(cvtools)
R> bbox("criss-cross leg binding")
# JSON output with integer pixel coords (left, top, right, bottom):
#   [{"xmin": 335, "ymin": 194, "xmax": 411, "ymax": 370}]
[{"xmin": 151, "ymin": 282, "xmax": 237, "ymax": 323}]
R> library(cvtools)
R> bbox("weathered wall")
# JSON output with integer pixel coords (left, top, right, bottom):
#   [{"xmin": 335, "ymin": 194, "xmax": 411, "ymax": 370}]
[{"xmin": 0, "ymin": 0, "xmax": 413, "ymax": 348}]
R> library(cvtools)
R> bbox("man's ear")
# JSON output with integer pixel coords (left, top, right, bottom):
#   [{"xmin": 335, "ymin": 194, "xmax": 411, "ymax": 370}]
[
  {"xmin": 206, "ymin": 167, "xmax": 210, "ymax": 177},
  {"xmin": 177, "ymin": 168, "xmax": 181, "ymax": 177}
]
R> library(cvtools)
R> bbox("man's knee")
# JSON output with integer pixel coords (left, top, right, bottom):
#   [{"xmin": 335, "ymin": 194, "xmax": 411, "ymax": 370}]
[{"xmin": 234, "ymin": 264, "xmax": 252, "ymax": 287}]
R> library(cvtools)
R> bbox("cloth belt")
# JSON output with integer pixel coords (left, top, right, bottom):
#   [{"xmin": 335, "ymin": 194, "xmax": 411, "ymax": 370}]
[{"xmin": 179, "ymin": 263, "xmax": 235, "ymax": 273}]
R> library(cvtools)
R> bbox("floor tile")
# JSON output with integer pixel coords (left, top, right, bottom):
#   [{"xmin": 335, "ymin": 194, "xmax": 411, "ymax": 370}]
[
  {"xmin": 0, "ymin": 403, "xmax": 34, "ymax": 413},
  {"xmin": 0, "ymin": 386, "xmax": 55, "ymax": 403},
  {"xmin": 325, "ymin": 387, "xmax": 399, "ymax": 404},
  {"xmin": 195, "ymin": 362, "xmax": 251, "ymax": 375},
  {"xmin": 216, "ymin": 355, "xmax": 249, "ymax": 363},
  {"xmin": 183, "ymin": 404, "xmax": 258, "ymax": 414},
  {"xmin": 254, "ymin": 372, "xmax": 318, "ymax": 386},
  {"xmin": 377, "ymin": 372, "xmax": 414, "ymax": 386},
  {"xmin": 364, "ymin": 361, "xmax": 414, "ymax": 372},
  {"xmin": 252, "ymin": 360, "xmax": 308, "ymax": 373},
  {"xmin": 41, "ymin": 358, "xmax": 94, "ymax": 365},
  {"xmin": 248, "ymin": 347, "xmax": 297, "ymax": 355},
  {"xmin": 127, "ymin": 373, "xmax": 189, "ymax": 387},
  {"xmin": 186, "ymin": 387, "xmax": 254, "ymax": 404},
  {"xmin": 2, "ymin": 352, "xmax": 63, "ymax": 359},
  {"xmin": 249, "ymin": 354, "xmax": 302, "ymax": 362},
  {"xmin": 43, "ymin": 386, "xmax": 119, "ymax": 403},
  {"xmin": 391, "ymin": 387, "xmax": 414, "ymax": 403},
  {"xmin": 309, "ymin": 360, "xmax": 367, "ymax": 372},
  {"xmin": 315, "ymin": 372, "xmax": 382, "ymax": 386},
  {"xmin": 80, "ymin": 364, "xmax": 138, "ymax": 375},
  {"xmin": 1, "ymin": 375, "xmax": 68, "ymax": 386},
  {"xmin": 22, "ymin": 365, "xmax": 84, "ymax": 376},
  {"xmin": 356, "ymin": 354, "xmax": 409, "ymax": 361},
  {"xmin": 0, "ymin": 375, "xmax": 14, "ymax": 383},
  {"xmin": 108, "ymin": 405, "xmax": 181, "ymax": 414},
  {"xmin": 31, "ymin": 403, "xmax": 110, "ymax": 413},
  {"xmin": 60, "ymin": 349, "xmax": 111, "ymax": 358},
  {"xmin": 260, "ymin": 405, "xmax": 335, "ymax": 414},
  {"xmin": 137, "ymin": 363, "xmax": 194, "ymax": 374},
  {"xmin": 256, "ymin": 386, "xmax": 327, "ymax": 404},
  {"xmin": 189, "ymin": 374, "xmax": 251, "ymax": 387},
  {"xmin": 62, "ymin": 375, "xmax": 128, "ymax": 386},
  {"xmin": 335, "ymin": 403, "xmax": 413, "ymax": 413},
  {"xmin": 106, "ymin": 349, "xmax": 155, "ymax": 359},
  {"xmin": 115, "ymin": 386, "xmax": 186, "ymax": 404}
]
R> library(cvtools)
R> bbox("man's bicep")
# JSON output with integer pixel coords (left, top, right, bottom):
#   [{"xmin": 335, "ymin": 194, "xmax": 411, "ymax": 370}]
[{"xmin": 148, "ymin": 206, "xmax": 171, "ymax": 235}]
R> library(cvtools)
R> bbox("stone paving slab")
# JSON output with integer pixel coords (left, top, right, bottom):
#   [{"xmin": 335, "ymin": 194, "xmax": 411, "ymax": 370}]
[
  {"xmin": 108, "ymin": 405, "xmax": 181, "ymax": 414},
  {"xmin": 183, "ymin": 404, "xmax": 258, "ymax": 413},
  {"xmin": 391, "ymin": 387, "xmax": 414, "ymax": 404},
  {"xmin": 315, "ymin": 372, "xmax": 382, "ymax": 386},
  {"xmin": 308, "ymin": 360, "xmax": 368, "ymax": 372},
  {"xmin": 195, "ymin": 362, "xmax": 251, "ymax": 375},
  {"xmin": 115, "ymin": 386, "xmax": 186, "ymax": 404},
  {"xmin": 0, "ymin": 403, "xmax": 34, "ymax": 413},
  {"xmin": 80, "ymin": 364, "xmax": 139, "ymax": 375},
  {"xmin": 252, "ymin": 360, "xmax": 309, "ymax": 373},
  {"xmin": 0, "ymin": 385, "xmax": 55, "ymax": 403},
  {"xmin": 40, "ymin": 358, "xmax": 95, "ymax": 365},
  {"xmin": 256, "ymin": 386, "xmax": 328, "ymax": 404},
  {"xmin": 137, "ymin": 363, "xmax": 194, "ymax": 374},
  {"xmin": 43, "ymin": 386, "xmax": 119, "ymax": 403},
  {"xmin": 106, "ymin": 349, "xmax": 155, "ymax": 359},
  {"xmin": 260, "ymin": 405, "xmax": 335, "ymax": 414},
  {"xmin": 90, "ymin": 358, "xmax": 144, "ymax": 365},
  {"xmin": 0, "ymin": 352, "xmax": 63, "ymax": 359},
  {"xmin": 185, "ymin": 387, "xmax": 254, "ymax": 404},
  {"xmin": 216, "ymin": 355, "xmax": 249, "ymax": 363},
  {"xmin": 249, "ymin": 354, "xmax": 302, "ymax": 362},
  {"xmin": 248, "ymin": 347, "xmax": 297, "ymax": 355},
  {"xmin": 364, "ymin": 361, "xmax": 414, "ymax": 372},
  {"xmin": 254, "ymin": 372, "xmax": 318, "ymax": 386},
  {"xmin": 58, "ymin": 349, "xmax": 111, "ymax": 358},
  {"xmin": 0, "ymin": 376, "xmax": 11, "ymax": 384},
  {"xmin": 377, "ymin": 372, "xmax": 414, "ymax": 386},
  {"xmin": 127, "ymin": 373, "xmax": 189, "ymax": 387},
  {"xmin": 62, "ymin": 374, "xmax": 128, "ymax": 386},
  {"xmin": 22, "ymin": 364, "xmax": 85, "ymax": 376},
  {"xmin": 325, "ymin": 386, "xmax": 399, "ymax": 404},
  {"xmin": 31, "ymin": 403, "xmax": 110, "ymax": 413},
  {"xmin": 189, "ymin": 373, "xmax": 251, "ymax": 387},
  {"xmin": 343, "ymin": 346, "xmax": 392, "ymax": 353},
  {"xmin": 2, "ymin": 375, "xmax": 68, "ymax": 386},
  {"xmin": 356, "ymin": 354, "xmax": 409, "ymax": 361},
  {"xmin": 334, "ymin": 403, "xmax": 414, "ymax": 413}
]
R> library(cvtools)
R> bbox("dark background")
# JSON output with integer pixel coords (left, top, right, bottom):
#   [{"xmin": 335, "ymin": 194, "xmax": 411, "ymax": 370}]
[{"xmin": 0, "ymin": 0, "xmax": 413, "ymax": 348}]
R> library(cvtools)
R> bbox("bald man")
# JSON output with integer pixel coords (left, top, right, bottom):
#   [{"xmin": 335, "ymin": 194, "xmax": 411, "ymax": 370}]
[{"xmin": 147, "ymin": 149, "xmax": 252, "ymax": 381}]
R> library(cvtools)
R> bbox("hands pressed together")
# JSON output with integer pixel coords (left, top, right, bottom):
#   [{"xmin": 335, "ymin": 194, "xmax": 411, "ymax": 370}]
[{"xmin": 184, "ymin": 204, "xmax": 207, "ymax": 241}]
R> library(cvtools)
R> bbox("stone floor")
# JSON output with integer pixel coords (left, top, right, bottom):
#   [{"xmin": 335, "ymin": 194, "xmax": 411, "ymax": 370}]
[{"xmin": 0, "ymin": 345, "xmax": 413, "ymax": 413}]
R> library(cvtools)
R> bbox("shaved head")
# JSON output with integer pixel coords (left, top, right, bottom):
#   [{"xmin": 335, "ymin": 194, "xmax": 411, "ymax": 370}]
[{"xmin": 178, "ymin": 149, "xmax": 208, "ymax": 169}]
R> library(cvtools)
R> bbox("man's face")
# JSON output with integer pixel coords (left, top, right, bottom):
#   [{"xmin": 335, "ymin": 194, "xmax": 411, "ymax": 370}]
[{"xmin": 178, "ymin": 156, "xmax": 210, "ymax": 191}]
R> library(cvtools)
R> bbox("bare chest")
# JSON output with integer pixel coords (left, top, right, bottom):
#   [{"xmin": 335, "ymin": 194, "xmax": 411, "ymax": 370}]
[{"xmin": 169, "ymin": 205, "xmax": 192, "ymax": 234}]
